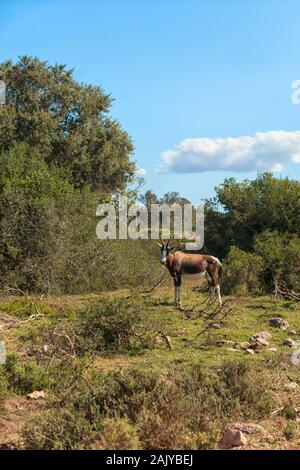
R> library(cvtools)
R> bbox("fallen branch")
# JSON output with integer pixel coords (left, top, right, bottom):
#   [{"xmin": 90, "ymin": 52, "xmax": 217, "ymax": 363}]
[
  {"xmin": 195, "ymin": 306, "xmax": 232, "ymax": 339},
  {"xmin": 159, "ymin": 331, "xmax": 173, "ymax": 350},
  {"xmin": 131, "ymin": 272, "xmax": 168, "ymax": 295},
  {"xmin": 273, "ymin": 280, "xmax": 300, "ymax": 301},
  {"xmin": 1, "ymin": 312, "xmax": 44, "ymax": 328}
]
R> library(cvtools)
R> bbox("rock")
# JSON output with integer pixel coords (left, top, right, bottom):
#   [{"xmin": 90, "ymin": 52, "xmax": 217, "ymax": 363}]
[
  {"xmin": 258, "ymin": 338, "xmax": 270, "ymax": 347},
  {"xmin": 27, "ymin": 391, "xmax": 46, "ymax": 400},
  {"xmin": 288, "ymin": 331, "xmax": 297, "ymax": 336},
  {"xmin": 253, "ymin": 338, "xmax": 269, "ymax": 348},
  {"xmin": 245, "ymin": 348, "xmax": 255, "ymax": 355},
  {"xmin": 251, "ymin": 331, "xmax": 272, "ymax": 342},
  {"xmin": 233, "ymin": 423, "xmax": 265, "ymax": 435},
  {"xmin": 283, "ymin": 338, "xmax": 294, "ymax": 347},
  {"xmin": 248, "ymin": 332, "xmax": 271, "ymax": 351},
  {"xmin": 249, "ymin": 339, "xmax": 269, "ymax": 351},
  {"xmin": 0, "ymin": 443, "xmax": 18, "ymax": 450},
  {"xmin": 267, "ymin": 347, "xmax": 277, "ymax": 352},
  {"xmin": 218, "ymin": 430, "xmax": 248, "ymax": 449},
  {"xmin": 227, "ymin": 347, "xmax": 238, "ymax": 352},
  {"xmin": 249, "ymin": 342, "xmax": 262, "ymax": 351},
  {"xmin": 284, "ymin": 382, "xmax": 299, "ymax": 390},
  {"xmin": 269, "ymin": 317, "xmax": 289, "ymax": 330},
  {"xmin": 238, "ymin": 342, "xmax": 251, "ymax": 350},
  {"xmin": 212, "ymin": 323, "xmax": 221, "ymax": 329}
]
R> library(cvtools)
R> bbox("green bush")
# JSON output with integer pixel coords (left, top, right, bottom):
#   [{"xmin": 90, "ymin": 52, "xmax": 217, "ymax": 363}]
[
  {"xmin": 222, "ymin": 246, "xmax": 263, "ymax": 294},
  {"xmin": 4, "ymin": 354, "xmax": 54, "ymax": 394},
  {"xmin": 216, "ymin": 360, "xmax": 273, "ymax": 418},
  {"xmin": 0, "ymin": 143, "xmax": 161, "ymax": 295},
  {"xmin": 77, "ymin": 297, "xmax": 150, "ymax": 354},
  {"xmin": 22, "ymin": 361, "xmax": 274, "ymax": 450},
  {"xmin": 0, "ymin": 372, "xmax": 9, "ymax": 404},
  {"xmin": 23, "ymin": 407, "xmax": 96, "ymax": 450},
  {"xmin": 254, "ymin": 230, "xmax": 300, "ymax": 291},
  {"xmin": 88, "ymin": 418, "xmax": 141, "ymax": 450},
  {"xmin": 25, "ymin": 297, "xmax": 155, "ymax": 362}
]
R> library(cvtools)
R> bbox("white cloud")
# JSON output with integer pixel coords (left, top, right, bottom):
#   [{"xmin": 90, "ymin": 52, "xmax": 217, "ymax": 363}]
[
  {"xmin": 135, "ymin": 167, "xmax": 147, "ymax": 177},
  {"xmin": 158, "ymin": 130, "xmax": 300, "ymax": 174}
]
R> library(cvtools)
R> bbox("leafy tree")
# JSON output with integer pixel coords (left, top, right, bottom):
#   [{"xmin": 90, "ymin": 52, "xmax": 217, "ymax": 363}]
[
  {"xmin": 0, "ymin": 56, "xmax": 135, "ymax": 192},
  {"xmin": 205, "ymin": 173, "xmax": 300, "ymax": 256},
  {"xmin": 161, "ymin": 191, "xmax": 190, "ymax": 206},
  {"xmin": 139, "ymin": 190, "xmax": 160, "ymax": 209},
  {"xmin": 139, "ymin": 190, "xmax": 191, "ymax": 209}
]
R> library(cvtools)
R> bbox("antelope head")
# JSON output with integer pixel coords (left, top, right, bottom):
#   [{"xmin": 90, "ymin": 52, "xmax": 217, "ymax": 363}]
[{"xmin": 157, "ymin": 238, "xmax": 174, "ymax": 265}]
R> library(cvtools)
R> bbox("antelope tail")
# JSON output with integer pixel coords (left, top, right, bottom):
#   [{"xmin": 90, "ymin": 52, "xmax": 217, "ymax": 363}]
[{"xmin": 216, "ymin": 258, "xmax": 223, "ymax": 280}]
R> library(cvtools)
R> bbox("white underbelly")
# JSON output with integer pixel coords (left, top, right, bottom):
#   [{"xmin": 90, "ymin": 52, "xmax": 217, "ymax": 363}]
[{"xmin": 182, "ymin": 272, "xmax": 206, "ymax": 280}]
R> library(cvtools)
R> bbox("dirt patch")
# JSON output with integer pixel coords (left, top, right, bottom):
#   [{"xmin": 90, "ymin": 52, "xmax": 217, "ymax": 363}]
[{"xmin": 0, "ymin": 396, "xmax": 45, "ymax": 449}]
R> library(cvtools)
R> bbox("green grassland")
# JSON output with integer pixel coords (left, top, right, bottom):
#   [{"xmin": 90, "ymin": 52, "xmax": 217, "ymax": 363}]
[{"xmin": 1, "ymin": 279, "xmax": 300, "ymax": 450}]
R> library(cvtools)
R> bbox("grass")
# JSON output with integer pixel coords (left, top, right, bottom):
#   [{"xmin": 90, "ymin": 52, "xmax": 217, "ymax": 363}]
[{"xmin": 0, "ymin": 278, "xmax": 300, "ymax": 449}]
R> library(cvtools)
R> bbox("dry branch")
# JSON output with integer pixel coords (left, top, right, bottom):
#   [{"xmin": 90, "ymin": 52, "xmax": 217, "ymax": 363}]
[
  {"xmin": 273, "ymin": 280, "xmax": 300, "ymax": 301},
  {"xmin": 131, "ymin": 272, "xmax": 168, "ymax": 295},
  {"xmin": 159, "ymin": 331, "xmax": 173, "ymax": 349}
]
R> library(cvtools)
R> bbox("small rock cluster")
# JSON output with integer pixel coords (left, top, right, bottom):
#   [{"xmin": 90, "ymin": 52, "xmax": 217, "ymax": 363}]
[
  {"xmin": 269, "ymin": 317, "xmax": 289, "ymax": 330},
  {"xmin": 235, "ymin": 331, "xmax": 273, "ymax": 355},
  {"xmin": 219, "ymin": 320, "xmax": 299, "ymax": 355},
  {"xmin": 218, "ymin": 422, "xmax": 266, "ymax": 449}
]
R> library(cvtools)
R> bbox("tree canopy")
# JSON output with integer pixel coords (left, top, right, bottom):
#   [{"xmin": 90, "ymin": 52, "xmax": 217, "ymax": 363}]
[{"xmin": 204, "ymin": 173, "xmax": 300, "ymax": 256}]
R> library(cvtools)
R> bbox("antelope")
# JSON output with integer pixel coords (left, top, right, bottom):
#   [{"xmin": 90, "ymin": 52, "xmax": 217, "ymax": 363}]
[{"xmin": 157, "ymin": 239, "xmax": 223, "ymax": 306}]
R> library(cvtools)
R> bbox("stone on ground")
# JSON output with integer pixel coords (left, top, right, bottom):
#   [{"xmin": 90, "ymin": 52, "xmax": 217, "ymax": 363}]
[
  {"xmin": 269, "ymin": 317, "xmax": 289, "ymax": 329},
  {"xmin": 27, "ymin": 391, "xmax": 46, "ymax": 400},
  {"xmin": 218, "ymin": 429, "xmax": 248, "ymax": 449}
]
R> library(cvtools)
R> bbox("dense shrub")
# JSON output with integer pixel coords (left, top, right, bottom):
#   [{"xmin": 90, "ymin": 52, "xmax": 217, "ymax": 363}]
[
  {"xmin": 23, "ymin": 407, "xmax": 96, "ymax": 450},
  {"xmin": 0, "ymin": 144, "xmax": 161, "ymax": 294},
  {"xmin": 254, "ymin": 230, "xmax": 300, "ymax": 291},
  {"xmin": 216, "ymin": 361, "xmax": 273, "ymax": 418},
  {"xmin": 4, "ymin": 354, "xmax": 54, "ymax": 394},
  {"xmin": 0, "ymin": 373, "xmax": 9, "ymax": 404},
  {"xmin": 88, "ymin": 418, "xmax": 141, "ymax": 450},
  {"xmin": 77, "ymin": 298, "xmax": 150, "ymax": 353},
  {"xmin": 221, "ymin": 232, "xmax": 300, "ymax": 294},
  {"xmin": 22, "ymin": 361, "xmax": 274, "ymax": 450},
  {"xmin": 24, "ymin": 298, "xmax": 155, "ymax": 360}
]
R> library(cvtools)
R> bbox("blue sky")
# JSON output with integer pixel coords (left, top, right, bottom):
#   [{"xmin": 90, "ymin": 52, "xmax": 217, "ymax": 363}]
[{"xmin": 1, "ymin": 0, "xmax": 300, "ymax": 202}]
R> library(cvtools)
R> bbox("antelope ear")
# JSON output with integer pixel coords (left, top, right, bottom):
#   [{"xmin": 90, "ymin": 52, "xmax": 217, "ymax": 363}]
[{"xmin": 156, "ymin": 242, "xmax": 163, "ymax": 248}]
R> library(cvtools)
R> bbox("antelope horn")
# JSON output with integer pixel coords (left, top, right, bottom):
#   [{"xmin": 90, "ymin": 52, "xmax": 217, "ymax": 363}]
[{"xmin": 166, "ymin": 235, "xmax": 173, "ymax": 247}]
